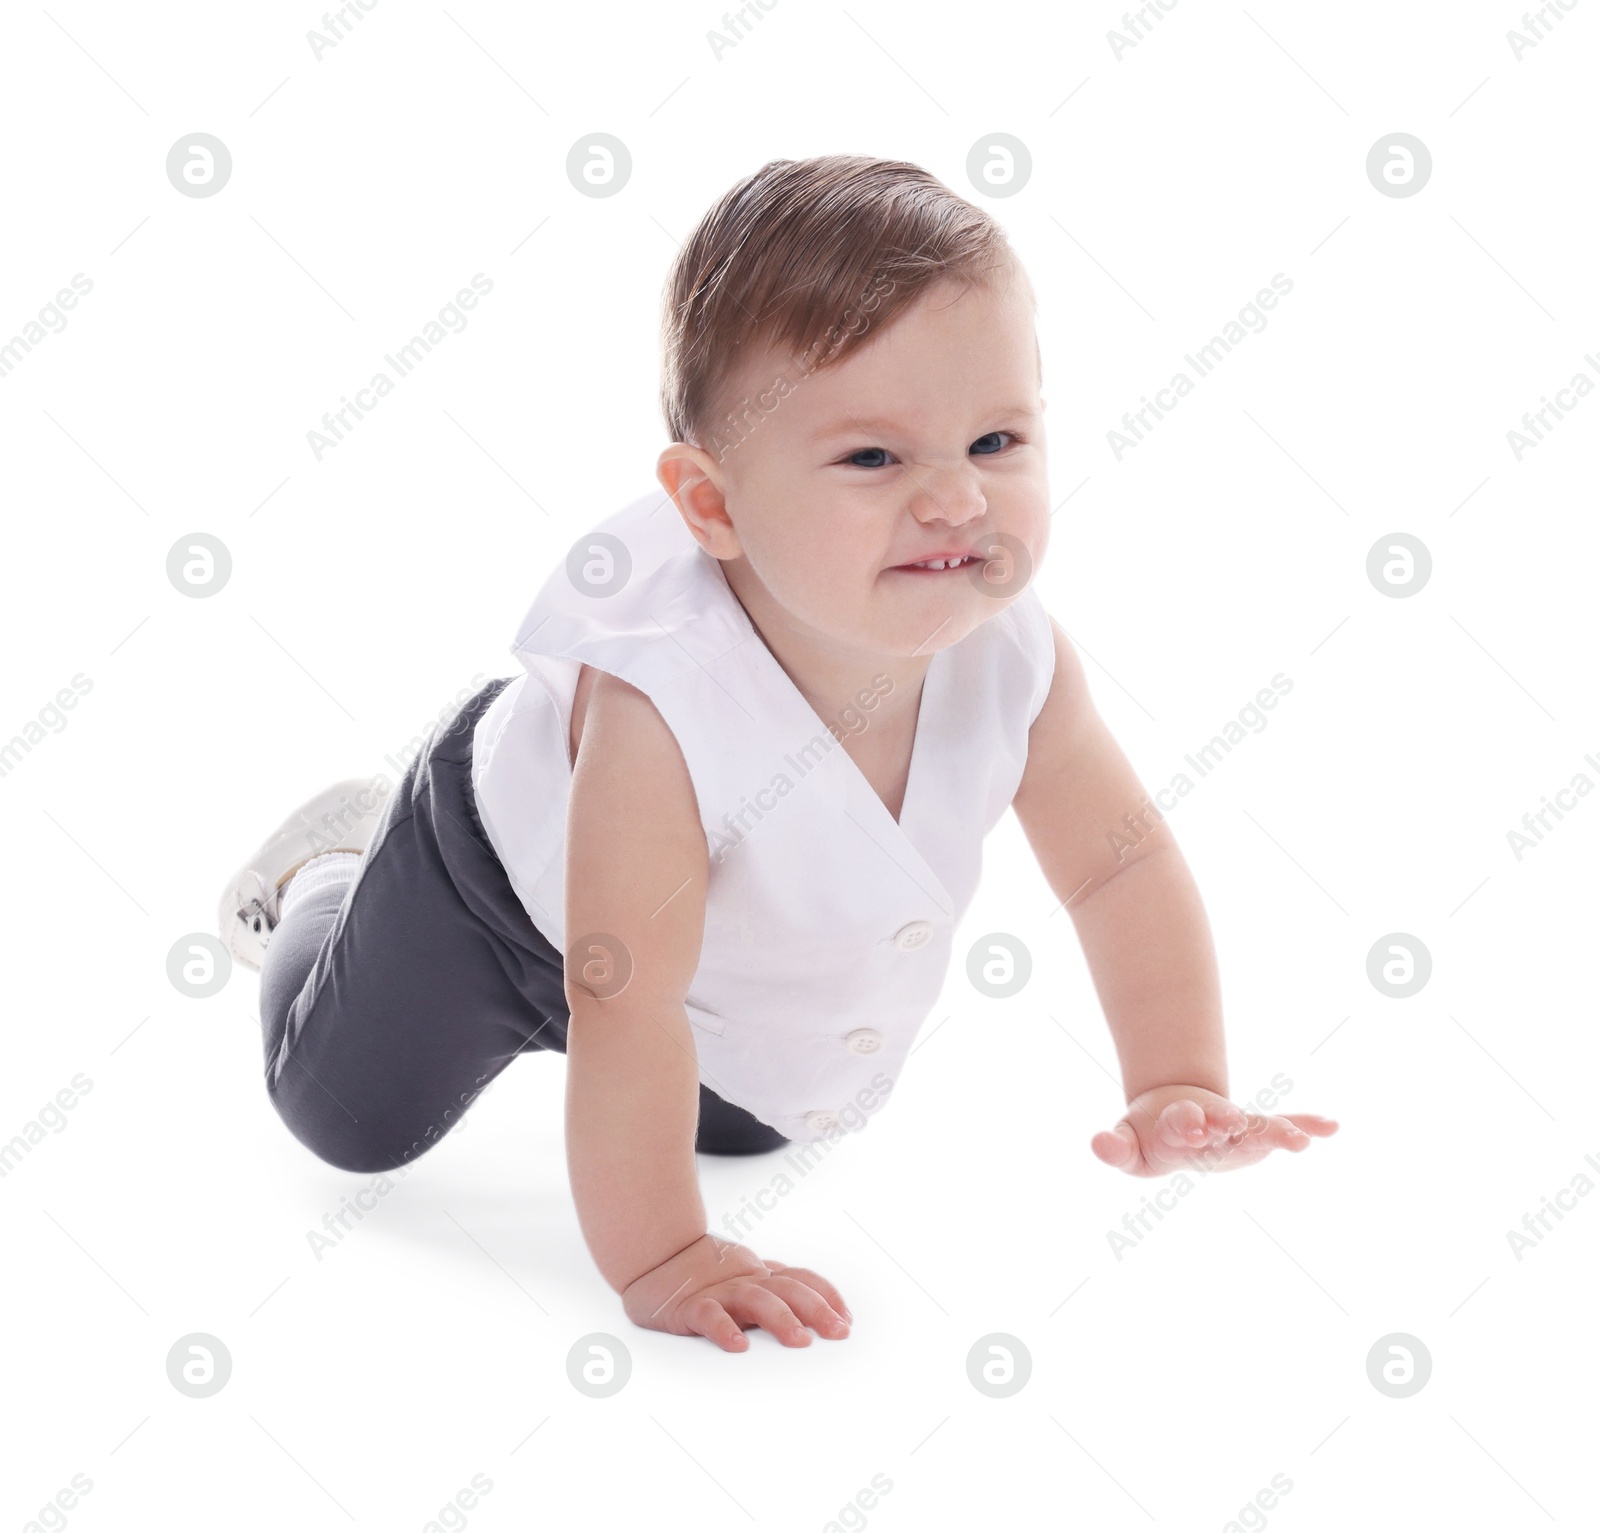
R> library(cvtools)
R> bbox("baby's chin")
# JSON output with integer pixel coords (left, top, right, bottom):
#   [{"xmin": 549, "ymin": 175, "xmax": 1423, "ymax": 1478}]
[
  {"xmin": 771, "ymin": 571, "xmax": 1005, "ymax": 660},
  {"xmin": 857, "ymin": 594, "xmax": 1000, "ymax": 659}
]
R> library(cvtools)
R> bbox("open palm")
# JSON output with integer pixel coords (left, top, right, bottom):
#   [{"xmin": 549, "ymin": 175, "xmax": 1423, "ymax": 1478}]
[{"xmin": 1091, "ymin": 1083, "xmax": 1338, "ymax": 1177}]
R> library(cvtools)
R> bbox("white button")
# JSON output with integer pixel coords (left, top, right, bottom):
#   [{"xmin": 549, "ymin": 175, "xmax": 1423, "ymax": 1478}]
[
  {"xmin": 804, "ymin": 1109, "xmax": 841, "ymax": 1135},
  {"xmin": 894, "ymin": 920, "xmax": 933, "ymax": 951},
  {"xmin": 844, "ymin": 1028, "xmax": 884, "ymax": 1054}
]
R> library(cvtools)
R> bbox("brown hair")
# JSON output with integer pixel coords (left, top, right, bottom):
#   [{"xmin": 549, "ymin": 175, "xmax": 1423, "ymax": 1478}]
[{"xmin": 659, "ymin": 154, "xmax": 1028, "ymax": 453}]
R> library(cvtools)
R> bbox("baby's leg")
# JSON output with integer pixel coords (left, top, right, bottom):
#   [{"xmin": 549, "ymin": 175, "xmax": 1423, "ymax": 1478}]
[
  {"xmin": 255, "ymin": 673, "xmax": 790, "ymax": 1171},
  {"xmin": 257, "ymin": 680, "xmax": 564, "ymax": 1174}
]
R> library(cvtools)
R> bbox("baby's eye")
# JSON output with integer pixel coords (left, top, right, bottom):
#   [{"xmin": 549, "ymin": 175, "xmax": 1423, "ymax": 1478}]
[
  {"xmin": 846, "ymin": 446, "xmax": 894, "ymax": 469},
  {"xmin": 970, "ymin": 431, "xmax": 1017, "ymax": 456}
]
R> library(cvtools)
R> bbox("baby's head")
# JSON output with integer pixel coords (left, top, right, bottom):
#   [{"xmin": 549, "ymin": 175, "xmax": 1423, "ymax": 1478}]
[{"xmin": 657, "ymin": 154, "xmax": 1048, "ymax": 664}]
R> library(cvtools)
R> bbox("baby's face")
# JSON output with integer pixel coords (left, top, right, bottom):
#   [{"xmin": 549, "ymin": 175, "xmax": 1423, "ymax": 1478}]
[{"xmin": 699, "ymin": 269, "xmax": 1049, "ymax": 661}]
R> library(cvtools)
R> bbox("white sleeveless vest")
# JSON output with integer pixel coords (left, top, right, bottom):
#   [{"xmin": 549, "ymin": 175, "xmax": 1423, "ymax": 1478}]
[{"xmin": 470, "ymin": 490, "xmax": 1056, "ymax": 1144}]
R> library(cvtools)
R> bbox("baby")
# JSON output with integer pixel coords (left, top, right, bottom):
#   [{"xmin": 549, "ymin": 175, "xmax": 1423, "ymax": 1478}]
[{"xmin": 220, "ymin": 153, "xmax": 1337, "ymax": 1354}]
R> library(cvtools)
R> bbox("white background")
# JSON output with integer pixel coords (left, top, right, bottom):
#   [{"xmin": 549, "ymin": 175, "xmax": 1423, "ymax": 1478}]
[{"xmin": 2, "ymin": 1, "xmax": 1596, "ymax": 1529}]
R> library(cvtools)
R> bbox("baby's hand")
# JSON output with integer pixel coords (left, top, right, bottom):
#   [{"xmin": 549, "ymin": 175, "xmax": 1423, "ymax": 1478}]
[
  {"xmin": 621, "ymin": 1233, "xmax": 852, "ymax": 1352},
  {"xmin": 1090, "ymin": 1083, "xmax": 1338, "ymax": 1178}
]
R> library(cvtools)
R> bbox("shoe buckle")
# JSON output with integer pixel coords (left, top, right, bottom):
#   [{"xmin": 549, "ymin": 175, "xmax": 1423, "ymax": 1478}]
[{"xmin": 237, "ymin": 894, "xmax": 274, "ymax": 933}]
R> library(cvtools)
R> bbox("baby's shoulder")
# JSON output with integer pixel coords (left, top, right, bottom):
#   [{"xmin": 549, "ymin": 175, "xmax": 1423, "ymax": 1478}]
[{"xmin": 567, "ymin": 665, "xmax": 695, "ymax": 798}]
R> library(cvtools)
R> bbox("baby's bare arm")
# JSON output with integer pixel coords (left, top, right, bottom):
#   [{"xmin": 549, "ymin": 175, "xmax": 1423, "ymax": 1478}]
[
  {"xmin": 1012, "ymin": 618, "xmax": 1227, "ymax": 1099},
  {"xmin": 563, "ymin": 670, "xmax": 851, "ymax": 1347},
  {"xmin": 565, "ymin": 669, "xmax": 709, "ymax": 1292},
  {"xmin": 1013, "ymin": 618, "xmax": 1338, "ymax": 1171}
]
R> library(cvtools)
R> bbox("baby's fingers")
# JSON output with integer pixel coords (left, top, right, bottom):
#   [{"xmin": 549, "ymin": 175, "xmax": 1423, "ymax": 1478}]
[
  {"xmin": 680, "ymin": 1295, "xmax": 752, "ymax": 1353},
  {"xmin": 1156, "ymin": 1098, "xmax": 1208, "ymax": 1149},
  {"xmin": 1206, "ymin": 1100, "xmax": 1248, "ymax": 1139},
  {"xmin": 1283, "ymin": 1113, "xmax": 1339, "ymax": 1138},
  {"xmin": 1256, "ymin": 1113, "xmax": 1333, "ymax": 1151},
  {"xmin": 1091, "ymin": 1121, "xmax": 1141, "ymax": 1169},
  {"xmin": 722, "ymin": 1283, "xmax": 814, "ymax": 1348},
  {"xmin": 764, "ymin": 1275, "xmax": 851, "ymax": 1340},
  {"xmin": 764, "ymin": 1262, "xmax": 852, "ymax": 1324}
]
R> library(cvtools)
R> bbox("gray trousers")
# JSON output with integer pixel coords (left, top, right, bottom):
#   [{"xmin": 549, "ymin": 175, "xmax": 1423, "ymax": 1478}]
[{"xmin": 257, "ymin": 676, "xmax": 790, "ymax": 1172}]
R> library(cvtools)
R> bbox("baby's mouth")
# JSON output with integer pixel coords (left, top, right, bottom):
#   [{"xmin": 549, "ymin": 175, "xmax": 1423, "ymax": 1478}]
[{"xmin": 889, "ymin": 554, "xmax": 984, "ymax": 574}]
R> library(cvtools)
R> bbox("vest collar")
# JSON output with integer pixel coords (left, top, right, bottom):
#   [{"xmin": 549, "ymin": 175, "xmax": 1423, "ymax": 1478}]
[{"xmin": 700, "ymin": 555, "xmax": 957, "ymax": 917}]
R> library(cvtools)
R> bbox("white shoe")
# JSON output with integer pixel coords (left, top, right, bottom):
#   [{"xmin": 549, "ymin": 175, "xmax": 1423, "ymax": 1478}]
[{"xmin": 217, "ymin": 775, "xmax": 392, "ymax": 972}]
